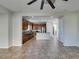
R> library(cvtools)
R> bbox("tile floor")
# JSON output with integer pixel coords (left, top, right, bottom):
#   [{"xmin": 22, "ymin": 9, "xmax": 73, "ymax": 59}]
[{"xmin": 0, "ymin": 37, "xmax": 79, "ymax": 59}]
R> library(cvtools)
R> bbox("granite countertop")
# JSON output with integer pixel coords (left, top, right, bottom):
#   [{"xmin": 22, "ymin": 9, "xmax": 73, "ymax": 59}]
[{"xmin": 23, "ymin": 30, "xmax": 32, "ymax": 35}]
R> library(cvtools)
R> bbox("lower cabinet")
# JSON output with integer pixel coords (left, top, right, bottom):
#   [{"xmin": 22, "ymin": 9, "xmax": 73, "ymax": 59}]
[
  {"xmin": 22, "ymin": 32, "xmax": 36, "ymax": 44},
  {"xmin": 22, "ymin": 34, "xmax": 32, "ymax": 44}
]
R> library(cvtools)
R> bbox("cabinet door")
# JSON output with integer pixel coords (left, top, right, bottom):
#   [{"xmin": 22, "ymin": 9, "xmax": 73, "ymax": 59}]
[{"xmin": 22, "ymin": 20, "xmax": 28, "ymax": 30}]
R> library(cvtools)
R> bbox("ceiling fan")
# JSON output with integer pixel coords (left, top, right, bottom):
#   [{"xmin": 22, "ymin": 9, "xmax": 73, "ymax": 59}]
[{"xmin": 27, "ymin": 0, "xmax": 68, "ymax": 10}]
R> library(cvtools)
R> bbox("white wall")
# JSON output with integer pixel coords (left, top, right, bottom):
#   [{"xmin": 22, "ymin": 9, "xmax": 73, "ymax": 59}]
[
  {"xmin": 0, "ymin": 13, "xmax": 13, "ymax": 48},
  {"xmin": 8, "ymin": 13, "xmax": 13, "ymax": 47},
  {"xmin": 59, "ymin": 18, "xmax": 64, "ymax": 43},
  {"xmin": 0, "ymin": 5, "xmax": 13, "ymax": 48},
  {"xmin": 76, "ymin": 12, "xmax": 79, "ymax": 47},
  {"xmin": 12, "ymin": 14, "xmax": 22, "ymax": 46},
  {"xmin": 0, "ymin": 14, "xmax": 9, "ymax": 48},
  {"xmin": 63, "ymin": 13, "xmax": 77, "ymax": 46},
  {"xmin": 59, "ymin": 12, "xmax": 79, "ymax": 46}
]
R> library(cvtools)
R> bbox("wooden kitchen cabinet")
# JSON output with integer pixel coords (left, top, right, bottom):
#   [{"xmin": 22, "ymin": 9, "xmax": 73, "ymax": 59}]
[
  {"xmin": 22, "ymin": 19, "xmax": 28, "ymax": 30},
  {"xmin": 22, "ymin": 32, "xmax": 36, "ymax": 44}
]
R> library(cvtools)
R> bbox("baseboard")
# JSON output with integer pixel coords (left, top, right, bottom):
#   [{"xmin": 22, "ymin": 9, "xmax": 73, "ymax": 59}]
[
  {"xmin": 0, "ymin": 46, "xmax": 9, "ymax": 49},
  {"xmin": 63, "ymin": 44, "xmax": 79, "ymax": 47}
]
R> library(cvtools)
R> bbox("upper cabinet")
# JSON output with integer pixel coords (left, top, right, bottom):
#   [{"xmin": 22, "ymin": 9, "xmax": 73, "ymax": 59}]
[
  {"xmin": 32, "ymin": 23, "xmax": 46, "ymax": 33},
  {"xmin": 22, "ymin": 18, "xmax": 28, "ymax": 30}
]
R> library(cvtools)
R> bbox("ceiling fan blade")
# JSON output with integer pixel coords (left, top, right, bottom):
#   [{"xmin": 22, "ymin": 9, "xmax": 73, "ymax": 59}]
[
  {"xmin": 27, "ymin": 0, "xmax": 37, "ymax": 5},
  {"xmin": 40, "ymin": 0, "xmax": 44, "ymax": 10},
  {"xmin": 47, "ymin": 0, "xmax": 55, "ymax": 9},
  {"xmin": 63, "ymin": 0, "xmax": 68, "ymax": 1}
]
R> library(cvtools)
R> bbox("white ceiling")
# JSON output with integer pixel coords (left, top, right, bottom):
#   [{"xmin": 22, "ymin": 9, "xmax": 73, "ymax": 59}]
[
  {"xmin": 23, "ymin": 16, "xmax": 58, "ymax": 23},
  {"xmin": 0, "ymin": 0, "xmax": 79, "ymax": 13}
]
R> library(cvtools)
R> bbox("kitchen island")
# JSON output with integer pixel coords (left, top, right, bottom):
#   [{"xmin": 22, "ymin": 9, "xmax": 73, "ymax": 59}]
[{"xmin": 36, "ymin": 33, "xmax": 50, "ymax": 40}]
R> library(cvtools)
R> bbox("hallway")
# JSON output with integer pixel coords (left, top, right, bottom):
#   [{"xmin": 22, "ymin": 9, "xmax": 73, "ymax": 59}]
[{"xmin": 0, "ymin": 38, "xmax": 79, "ymax": 59}]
